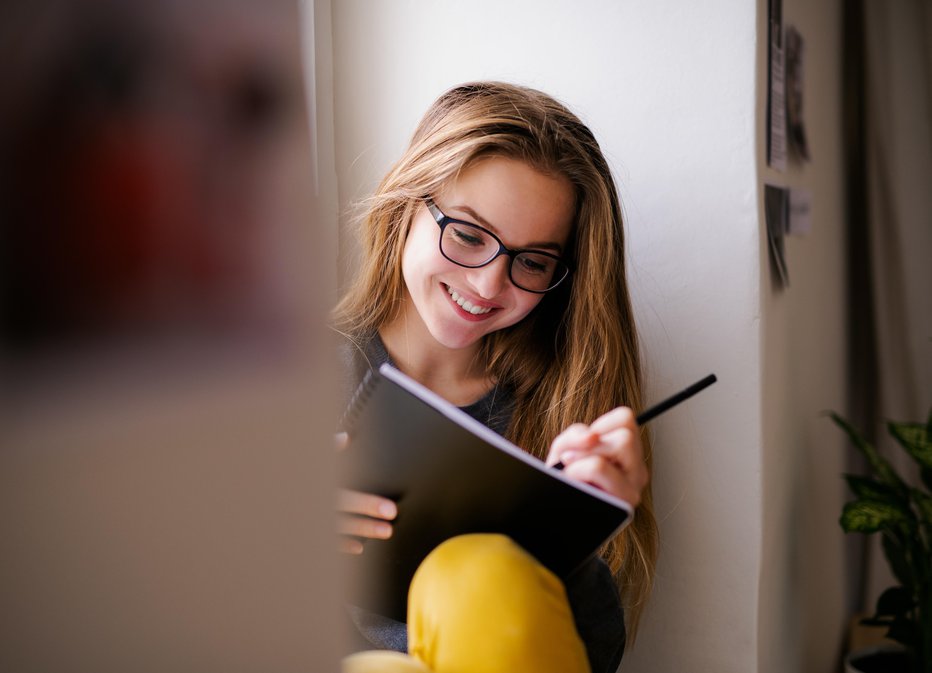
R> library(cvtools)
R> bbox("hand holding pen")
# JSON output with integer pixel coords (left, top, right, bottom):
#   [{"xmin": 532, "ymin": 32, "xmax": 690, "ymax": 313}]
[{"xmin": 545, "ymin": 374, "xmax": 717, "ymax": 505}]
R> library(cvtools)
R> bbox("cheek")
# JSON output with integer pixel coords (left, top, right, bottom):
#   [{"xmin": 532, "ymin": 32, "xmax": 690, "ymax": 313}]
[
  {"xmin": 401, "ymin": 225, "xmax": 438, "ymax": 285},
  {"xmin": 400, "ymin": 239, "xmax": 417, "ymax": 288},
  {"xmin": 504, "ymin": 293, "xmax": 545, "ymax": 326}
]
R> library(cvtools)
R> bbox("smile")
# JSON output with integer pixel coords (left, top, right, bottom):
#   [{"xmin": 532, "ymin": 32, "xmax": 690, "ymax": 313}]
[{"xmin": 445, "ymin": 285, "xmax": 494, "ymax": 315}]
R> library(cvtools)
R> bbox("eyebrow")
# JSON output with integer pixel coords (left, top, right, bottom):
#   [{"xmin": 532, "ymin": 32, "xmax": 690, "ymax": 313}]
[{"xmin": 449, "ymin": 204, "xmax": 565, "ymax": 253}]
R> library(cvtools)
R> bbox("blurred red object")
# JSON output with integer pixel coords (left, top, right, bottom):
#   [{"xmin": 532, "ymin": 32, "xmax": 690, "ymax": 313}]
[{"xmin": 1, "ymin": 0, "xmax": 310, "ymax": 358}]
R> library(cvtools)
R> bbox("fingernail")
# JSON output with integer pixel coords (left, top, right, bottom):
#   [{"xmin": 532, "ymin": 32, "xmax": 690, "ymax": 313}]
[
  {"xmin": 379, "ymin": 501, "xmax": 397, "ymax": 519},
  {"xmin": 561, "ymin": 451, "xmax": 580, "ymax": 464},
  {"xmin": 376, "ymin": 523, "xmax": 392, "ymax": 538}
]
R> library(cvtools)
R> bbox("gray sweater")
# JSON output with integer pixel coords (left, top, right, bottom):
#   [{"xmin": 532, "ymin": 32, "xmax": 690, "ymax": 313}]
[{"xmin": 341, "ymin": 335, "xmax": 626, "ymax": 673}]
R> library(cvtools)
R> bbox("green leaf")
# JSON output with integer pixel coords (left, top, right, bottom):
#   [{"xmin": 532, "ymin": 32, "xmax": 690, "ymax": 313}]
[
  {"xmin": 872, "ymin": 585, "xmax": 915, "ymax": 618},
  {"xmin": 844, "ymin": 474, "xmax": 904, "ymax": 503},
  {"xmin": 889, "ymin": 420, "xmax": 932, "ymax": 470},
  {"xmin": 882, "ymin": 533, "xmax": 914, "ymax": 587},
  {"xmin": 841, "ymin": 500, "xmax": 909, "ymax": 533},
  {"xmin": 829, "ymin": 412, "xmax": 907, "ymax": 494},
  {"xmin": 922, "ymin": 466, "xmax": 932, "ymax": 494},
  {"xmin": 912, "ymin": 488, "xmax": 932, "ymax": 528}
]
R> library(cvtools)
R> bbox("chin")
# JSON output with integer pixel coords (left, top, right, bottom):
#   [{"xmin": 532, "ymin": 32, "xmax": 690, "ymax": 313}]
[{"xmin": 431, "ymin": 329, "xmax": 485, "ymax": 351}]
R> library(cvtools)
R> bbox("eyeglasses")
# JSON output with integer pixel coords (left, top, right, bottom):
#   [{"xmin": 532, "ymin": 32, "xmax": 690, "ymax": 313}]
[{"xmin": 425, "ymin": 199, "xmax": 571, "ymax": 294}]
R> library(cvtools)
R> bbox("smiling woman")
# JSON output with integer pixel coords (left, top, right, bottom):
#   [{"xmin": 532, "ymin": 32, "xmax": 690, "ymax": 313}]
[
  {"xmin": 390, "ymin": 157, "xmax": 575, "ymax": 357},
  {"xmin": 332, "ymin": 81, "xmax": 657, "ymax": 673}
]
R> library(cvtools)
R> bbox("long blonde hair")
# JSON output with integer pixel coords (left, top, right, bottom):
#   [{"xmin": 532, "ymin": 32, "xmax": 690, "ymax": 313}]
[{"xmin": 333, "ymin": 81, "xmax": 657, "ymax": 640}]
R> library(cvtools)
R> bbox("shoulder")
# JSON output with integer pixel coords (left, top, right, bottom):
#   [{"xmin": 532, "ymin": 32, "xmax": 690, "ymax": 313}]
[{"xmin": 335, "ymin": 330, "xmax": 377, "ymax": 402}]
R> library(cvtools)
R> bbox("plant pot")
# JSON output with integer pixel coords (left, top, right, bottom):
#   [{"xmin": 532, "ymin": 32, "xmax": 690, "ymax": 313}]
[{"xmin": 844, "ymin": 644, "xmax": 913, "ymax": 673}]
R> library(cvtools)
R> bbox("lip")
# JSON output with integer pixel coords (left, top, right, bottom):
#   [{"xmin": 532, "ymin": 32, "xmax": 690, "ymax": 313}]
[{"xmin": 442, "ymin": 283, "xmax": 501, "ymax": 322}]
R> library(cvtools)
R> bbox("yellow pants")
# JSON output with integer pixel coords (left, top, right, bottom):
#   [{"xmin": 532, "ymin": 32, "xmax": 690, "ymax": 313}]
[{"xmin": 343, "ymin": 534, "xmax": 591, "ymax": 673}]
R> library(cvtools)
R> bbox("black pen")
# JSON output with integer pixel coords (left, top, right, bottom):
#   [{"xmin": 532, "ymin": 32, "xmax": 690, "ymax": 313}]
[{"xmin": 552, "ymin": 373, "xmax": 717, "ymax": 470}]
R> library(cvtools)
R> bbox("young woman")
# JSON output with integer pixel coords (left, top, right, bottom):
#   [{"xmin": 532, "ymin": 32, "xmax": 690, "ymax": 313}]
[{"xmin": 334, "ymin": 82, "xmax": 657, "ymax": 673}]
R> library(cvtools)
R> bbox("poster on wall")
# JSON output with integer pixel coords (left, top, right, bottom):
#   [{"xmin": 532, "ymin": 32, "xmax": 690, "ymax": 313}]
[
  {"xmin": 765, "ymin": 184, "xmax": 790, "ymax": 287},
  {"xmin": 785, "ymin": 26, "xmax": 810, "ymax": 161},
  {"xmin": 767, "ymin": 0, "xmax": 787, "ymax": 171}
]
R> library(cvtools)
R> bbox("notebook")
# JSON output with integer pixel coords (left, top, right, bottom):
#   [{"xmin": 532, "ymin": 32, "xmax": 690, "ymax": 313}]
[{"xmin": 340, "ymin": 363, "xmax": 633, "ymax": 621}]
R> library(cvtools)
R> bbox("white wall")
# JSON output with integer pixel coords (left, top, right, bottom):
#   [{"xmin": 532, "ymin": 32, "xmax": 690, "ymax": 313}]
[
  {"xmin": 329, "ymin": 1, "xmax": 848, "ymax": 671},
  {"xmin": 332, "ymin": 2, "xmax": 760, "ymax": 671}
]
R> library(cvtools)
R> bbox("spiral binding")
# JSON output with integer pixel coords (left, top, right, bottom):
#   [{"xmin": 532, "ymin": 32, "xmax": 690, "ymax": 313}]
[{"xmin": 339, "ymin": 367, "xmax": 380, "ymax": 433}]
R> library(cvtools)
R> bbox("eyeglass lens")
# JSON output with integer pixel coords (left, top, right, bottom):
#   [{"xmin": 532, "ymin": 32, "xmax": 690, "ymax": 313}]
[{"xmin": 441, "ymin": 221, "xmax": 565, "ymax": 292}]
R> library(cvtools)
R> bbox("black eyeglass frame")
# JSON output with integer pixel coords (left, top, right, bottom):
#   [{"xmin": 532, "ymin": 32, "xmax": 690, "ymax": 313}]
[{"xmin": 425, "ymin": 198, "xmax": 571, "ymax": 294}]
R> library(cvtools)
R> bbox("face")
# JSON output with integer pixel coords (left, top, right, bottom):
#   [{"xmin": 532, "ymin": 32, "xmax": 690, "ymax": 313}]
[{"xmin": 399, "ymin": 156, "xmax": 575, "ymax": 352}]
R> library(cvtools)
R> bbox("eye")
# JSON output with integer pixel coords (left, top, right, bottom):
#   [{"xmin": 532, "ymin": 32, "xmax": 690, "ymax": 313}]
[
  {"xmin": 515, "ymin": 253, "xmax": 554, "ymax": 276},
  {"xmin": 449, "ymin": 224, "xmax": 486, "ymax": 247}
]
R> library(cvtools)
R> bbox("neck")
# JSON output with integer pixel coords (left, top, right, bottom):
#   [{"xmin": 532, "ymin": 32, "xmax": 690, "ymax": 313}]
[{"xmin": 379, "ymin": 304, "xmax": 492, "ymax": 407}]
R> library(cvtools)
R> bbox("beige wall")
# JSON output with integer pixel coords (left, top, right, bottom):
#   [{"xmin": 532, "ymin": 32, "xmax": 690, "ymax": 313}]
[
  {"xmin": 0, "ymin": 1, "xmax": 341, "ymax": 670},
  {"xmin": 756, "ymin": 0, "xmax": 849, "ymax": 670}
]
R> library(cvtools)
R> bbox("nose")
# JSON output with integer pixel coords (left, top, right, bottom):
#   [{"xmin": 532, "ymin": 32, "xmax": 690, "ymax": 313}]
[{"xmin": 466, "ymin": 256, "xmax": 511, "ymax": 299}]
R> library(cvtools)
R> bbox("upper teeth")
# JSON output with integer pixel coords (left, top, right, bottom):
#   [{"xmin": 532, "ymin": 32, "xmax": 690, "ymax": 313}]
[{"xmin": 447, "ymin": 285, "xmax": 493, "ymax": 315}]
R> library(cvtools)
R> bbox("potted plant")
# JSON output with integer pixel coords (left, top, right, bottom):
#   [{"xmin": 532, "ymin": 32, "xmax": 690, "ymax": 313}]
[{"xmin": 831, "ymin": 408, "xmax": 932, "ymax": 673}]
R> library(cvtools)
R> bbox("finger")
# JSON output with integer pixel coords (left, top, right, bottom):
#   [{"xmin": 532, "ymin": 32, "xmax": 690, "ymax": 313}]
[
  {"xmin": 564, "ymin": 455, "xmax": 642, "ymax": 506},
  {"xmin": 339, "ymin": 514, "xmax": 394, "ymax": 540},
  {"xmin": 592, "ymin": 428, "xmax": 649, "ymax": 492},
  {"xmin": 593, "ymin": 427, "xmax": 645, "ymax": 468},
  {"xmin": 338, "ymin": 489, "xmax": 398, "ymax": 520},
  {"xmin": 334, "ymin": 432, "xmax": 349, "ymax": 451},
  {"xmin": 554, "ymin": 428, "xmax": 641, "ymax": 473},
  {"xmin": 547, "ymin": 423, "xmax": 599, "ymax": 466},
  {"xmin": 564, "ymin": 455, "xmax": 631, "ymax": 501},
  {"xmin": 589, "ymin": 406, "xmax": 636, "ymax": 435},
  {"xmin": 340, "ymin": 537, "xmax": 365, "ymax": 555},
  {"xmin": 576, "ymin": 427, "xmax": 632, "ymax": 461}
]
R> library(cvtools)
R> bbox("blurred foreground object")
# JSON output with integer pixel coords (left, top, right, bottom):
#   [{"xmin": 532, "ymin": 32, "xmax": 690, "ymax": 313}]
[{"xmin": 0, "ymin": 0, "xmax": 339, "ymax": 671}]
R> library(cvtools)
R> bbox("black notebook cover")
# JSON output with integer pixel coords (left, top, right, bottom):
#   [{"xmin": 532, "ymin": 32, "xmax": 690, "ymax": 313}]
[{"xmin": 340, "ymin": 363, "xmax": 633, "ymax": 621}]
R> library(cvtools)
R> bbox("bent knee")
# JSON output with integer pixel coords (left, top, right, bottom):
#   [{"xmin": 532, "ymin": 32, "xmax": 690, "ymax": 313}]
[
  {"xmin": 416, "ymin": 534, "xmax": 546, "ymax": 587},
  {"xmin": 410, "ymin": 533, "xmax": 568, "ymax": 614},
  {"xmin": 407, "ymin": 534, "xmax": 589, "ymax": 673},
  {"xmin": 418, "ymin": 534, "xmax": 534, "ymax": 574}
]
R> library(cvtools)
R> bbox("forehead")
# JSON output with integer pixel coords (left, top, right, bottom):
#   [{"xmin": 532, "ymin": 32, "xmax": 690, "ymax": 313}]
[{"xmin": 436, "ymin": 156, "xmax": 575, "ymax": 250}]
